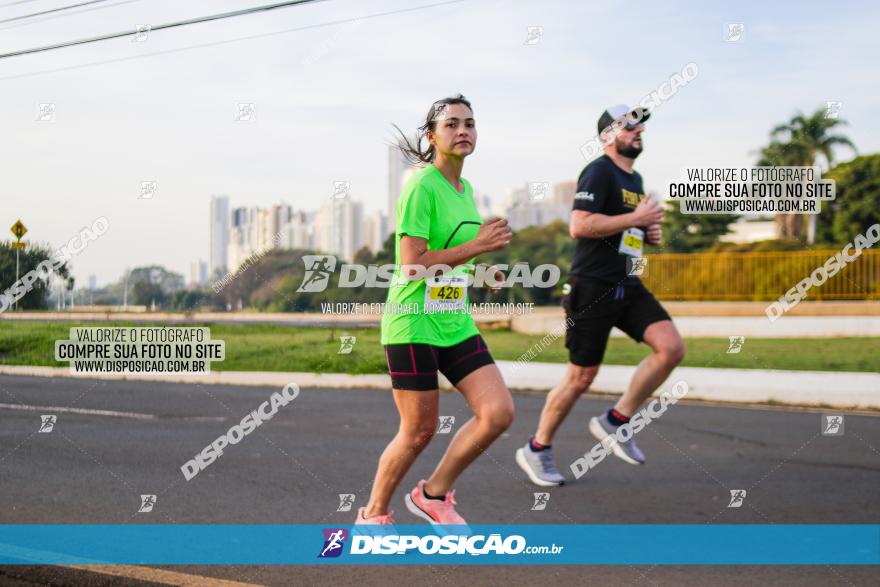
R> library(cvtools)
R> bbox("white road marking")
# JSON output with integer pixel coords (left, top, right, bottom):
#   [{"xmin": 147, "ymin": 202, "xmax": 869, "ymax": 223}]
[{"xmin": 0, "ymin": 402, "xmax": 155, "ymax": 420}]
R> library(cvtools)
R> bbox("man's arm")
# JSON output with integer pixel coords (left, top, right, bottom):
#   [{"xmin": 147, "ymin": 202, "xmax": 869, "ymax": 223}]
[
  {"xmin": 570, "ymin": 197, "xmax": 664, "ymax": 239},
  {"xmin": 570, "ymin": 210, "xmax": 638, "ymax": 239}
]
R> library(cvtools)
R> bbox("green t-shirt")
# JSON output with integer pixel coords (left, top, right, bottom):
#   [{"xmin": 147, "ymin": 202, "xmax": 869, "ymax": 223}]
[{"xmin": 380, "ymin": 165, "xmax": 483, "ymax": 346}]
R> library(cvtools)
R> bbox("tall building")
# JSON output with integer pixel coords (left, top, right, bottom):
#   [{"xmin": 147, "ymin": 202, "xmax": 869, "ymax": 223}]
[
  {"xmin": 283, "ymin": 210, "xmax": 313, "ymax": 250},
  {"xmin": 210, "ymin": 195, "xmax": 230, "ymax": 276},
  {"xmin": 364, "ymin": 210, "xmax": 387, "ymax": 253},
  {"xmin": 228, "ymin": 206, "xmax": 259, "ymax": 272},
  {"xmin": 505, "ymin": 185, "xmax": 532, "ymax": 231},
  {"xmin": 227, "ymin": 203, "xmax": 322, "ymax": 269},
  {"xmin": 255, "ymin": 207, "xmax": 276, "ymax": 252},
  {"xmin": 88, "ymin": 275, "xmax": 97, "ymax": 290},
  {"xmin": 268, "ymin": 203, "xmax": 291, "ymax": 247},
  {"xmin": 315, "ymin": 196, "xmax": 364, "ymax": 262},
  {"xmin": 505, "ymin": 182, "xmax": 571, "ymax": 231},
  {"xmin": 189, "ymin": 259, "xmax": 208, "ymax": 288},
  {"xmin": 553, "ymin": 180, "xmax": 576, "ymax": 209},
  {"xmin": 387, "ymin": 144, "xmax": 415, "ymax": 234},
  {"xmin": 221, "ymin": 195, "xmax": 369, "ymax": 270},
  {"xmin": 475, "ymin": 191, "xmax": 494, "ymax": 219}
]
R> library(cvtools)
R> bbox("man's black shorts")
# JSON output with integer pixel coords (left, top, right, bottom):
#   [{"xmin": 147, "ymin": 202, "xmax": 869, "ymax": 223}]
[
  {"xmin": 384, "ymin": 334, "xmax": 495, "ymax": 391},
  {"xmin": 562, "ymin": 276, "xmax": 671, "ymax": 367}
]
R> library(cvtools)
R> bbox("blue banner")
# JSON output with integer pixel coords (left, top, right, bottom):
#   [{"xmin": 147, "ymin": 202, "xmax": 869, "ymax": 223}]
[{"xmin": 1, "ymin": 525, "xmax": 877, "ymax": 565}]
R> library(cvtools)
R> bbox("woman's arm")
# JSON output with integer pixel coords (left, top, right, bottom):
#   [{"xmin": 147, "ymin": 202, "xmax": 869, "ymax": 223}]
[{"xmin": 399, "ymin": 218, "xmax": 511, "ymax": 279}]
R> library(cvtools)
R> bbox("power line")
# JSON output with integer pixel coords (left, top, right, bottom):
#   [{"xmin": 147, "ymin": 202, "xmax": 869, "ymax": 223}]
[
  {"xmin": 0, "ymin": 0, "xmax": 143, "ymax": 31},
  {"xmin": 0, "ymin": 0, "xmax": 115, "ymax": 24},
  {"xmin": 0, "ymin": 0, "xmax": 48, "ymax": 9},
  {"xmin": 0, "ymin": 0, "xmax": 326, "ymax": 59},
  {"xmin": 0, "ymin": 0, "xmax": 467, "ymax": 81}
]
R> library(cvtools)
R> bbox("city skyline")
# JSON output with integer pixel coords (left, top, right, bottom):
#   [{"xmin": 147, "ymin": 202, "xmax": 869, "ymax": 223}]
[{"xmin": 186, "ymin": 165, "xmax": 578, "ymax": 293}]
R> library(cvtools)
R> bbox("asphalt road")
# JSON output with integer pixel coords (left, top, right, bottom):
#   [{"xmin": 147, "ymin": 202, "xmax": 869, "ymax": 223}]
[{"xmin": 1, "ymin": 374, "xmax": 878, "ymax": 586}]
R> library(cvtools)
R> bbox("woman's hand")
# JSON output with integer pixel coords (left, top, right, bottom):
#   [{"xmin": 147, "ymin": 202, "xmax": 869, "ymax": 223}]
[{"xmin": 475, "ymin": 217, "xmax": 512, "ymax": 253}]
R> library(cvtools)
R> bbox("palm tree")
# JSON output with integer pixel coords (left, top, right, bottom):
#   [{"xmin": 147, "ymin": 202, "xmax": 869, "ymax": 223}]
[
  {"xmin": 756, "ymin": 141, "xmax": 807, "ymax": 240},
  {"xmin": 767, "ymin": 107, "xmax": 856, "ymax": 242}
]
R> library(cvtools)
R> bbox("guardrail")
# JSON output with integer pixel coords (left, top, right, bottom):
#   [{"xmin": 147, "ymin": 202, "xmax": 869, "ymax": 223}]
[{"xmin": 642, "ymin": 250, "xmax": 880, "ymax": 300}]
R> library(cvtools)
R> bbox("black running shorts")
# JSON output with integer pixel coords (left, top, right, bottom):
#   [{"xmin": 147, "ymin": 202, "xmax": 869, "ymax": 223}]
[
  {"xmin": 384, "ymin": 334, "xmax": 495, "ymax": 391},
  {"xmin": 562, "ymin": 277, "xmax": 671, "ymax": 367}
]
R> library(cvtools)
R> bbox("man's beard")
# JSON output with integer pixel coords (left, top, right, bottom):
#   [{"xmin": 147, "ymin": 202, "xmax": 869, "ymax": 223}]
[{"xmin": 616, "ymin": 138, "xmax": 643, "ymax": 159}]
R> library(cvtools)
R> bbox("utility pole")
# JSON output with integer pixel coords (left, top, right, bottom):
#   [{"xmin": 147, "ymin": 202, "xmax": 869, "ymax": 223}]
[{"xmin": 10, "ymin": 220, "xmax": 28, "ymax": 312}]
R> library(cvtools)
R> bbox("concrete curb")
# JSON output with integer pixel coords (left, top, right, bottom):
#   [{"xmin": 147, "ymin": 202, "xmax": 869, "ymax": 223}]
[
  {"xmin": 511, "ymin": 313, "xmax": 880, "ymax": 338},
  {"xmin": 5, "ymin": 309, "xmax": 880, "ymax": 337},
  {"xmin": 1, "ymin": 362, "xmax": 877, "ymax": 409}
]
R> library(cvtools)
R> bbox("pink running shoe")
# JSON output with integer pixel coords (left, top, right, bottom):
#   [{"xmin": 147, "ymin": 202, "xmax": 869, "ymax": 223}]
[
  {"xmin": 404, "ymin": 479, "xmax": 467, "ymax": 526},
  {"xmin": 354, "ymin": 507, "xmax": 395, "ymax": 525}
]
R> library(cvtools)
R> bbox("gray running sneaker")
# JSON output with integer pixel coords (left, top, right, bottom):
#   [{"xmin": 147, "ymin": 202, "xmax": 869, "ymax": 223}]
[
  {"xmin": 589, "ymin": 413, "xmax": 645, "ymax": 465},
  {"xmin": 516, "ymin": 443, "xmax": 566, "ymax": 486}
]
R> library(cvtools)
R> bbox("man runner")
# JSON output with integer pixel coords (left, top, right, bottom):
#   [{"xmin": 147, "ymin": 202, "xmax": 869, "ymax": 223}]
[{"xmin": 516, "ymin": 104, "xmax": 685, "ymax": 486}]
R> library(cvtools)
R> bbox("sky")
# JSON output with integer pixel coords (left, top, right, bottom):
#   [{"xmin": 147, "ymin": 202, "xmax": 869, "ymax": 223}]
[{"xmin": 1, "ymin": 0, "xmax": 877, "ymax": 287}]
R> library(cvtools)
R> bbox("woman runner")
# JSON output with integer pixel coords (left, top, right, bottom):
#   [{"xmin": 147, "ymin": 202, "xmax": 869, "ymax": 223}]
[{"xmin": 356, "ymin": 94, "xmax": 514, "ymax": 527}]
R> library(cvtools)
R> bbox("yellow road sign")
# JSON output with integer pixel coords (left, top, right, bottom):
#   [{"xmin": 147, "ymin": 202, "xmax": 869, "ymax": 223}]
[
  {"xmin": 11, "ymin": 241, "xmax": 26, "ymax": 249},
  {"xmin": 11, "ymin": 220, "xmax": 27, "ymax": 239}
]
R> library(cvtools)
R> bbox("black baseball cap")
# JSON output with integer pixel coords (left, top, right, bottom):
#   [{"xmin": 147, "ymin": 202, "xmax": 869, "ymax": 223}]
[{"xmin": 597, "ymin": 104, "xmax": 651, "ymax": 135}]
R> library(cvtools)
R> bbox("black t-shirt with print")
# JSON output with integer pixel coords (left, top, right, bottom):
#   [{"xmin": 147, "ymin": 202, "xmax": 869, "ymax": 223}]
[{"xmin": 570, "ymin": 155, "xmax": 647, "ymax": 284}]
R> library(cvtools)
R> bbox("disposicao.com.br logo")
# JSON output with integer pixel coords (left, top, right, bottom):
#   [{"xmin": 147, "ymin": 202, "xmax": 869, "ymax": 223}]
[
  {"xmin": 297, "ymin": 255, "xmax": 560, "ymax": 292},
  {"xmin": 319, "ymin": 529, "xmax": 564, "ymax": 558}
]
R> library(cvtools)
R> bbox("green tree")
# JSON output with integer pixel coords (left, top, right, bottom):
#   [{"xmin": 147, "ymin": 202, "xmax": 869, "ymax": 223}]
[
  {"xmin": 352, "ymin": 245, "xmax": 373, "ymax": 265},
  {"xmin": 371, "ymin": 232, "xmax": 396, "ymax": 266},
  {"xmin": 771, "ymin": 108, "xmax": 856, "ymax": 168},
  {"xmin": 126, "ymin": 265, "xmax": 184, "ymax": 309},
  {"xmin": 0, "ymin": 241, "xmax": 72, "ymax": 311},
  {"xmin": 816, "ymin": 154, "xmax": 880, "ymax": 244},
  {"xmin": 764, "ymin": 107, "xmax": 856, "ymax": 242},
  {"xmin": 169, "ymin": 289, "xmax": 213, "ymax": 312},
  {"xmin": 132, "ymin": 281, "xmax": 164, "ymax": 308}
]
